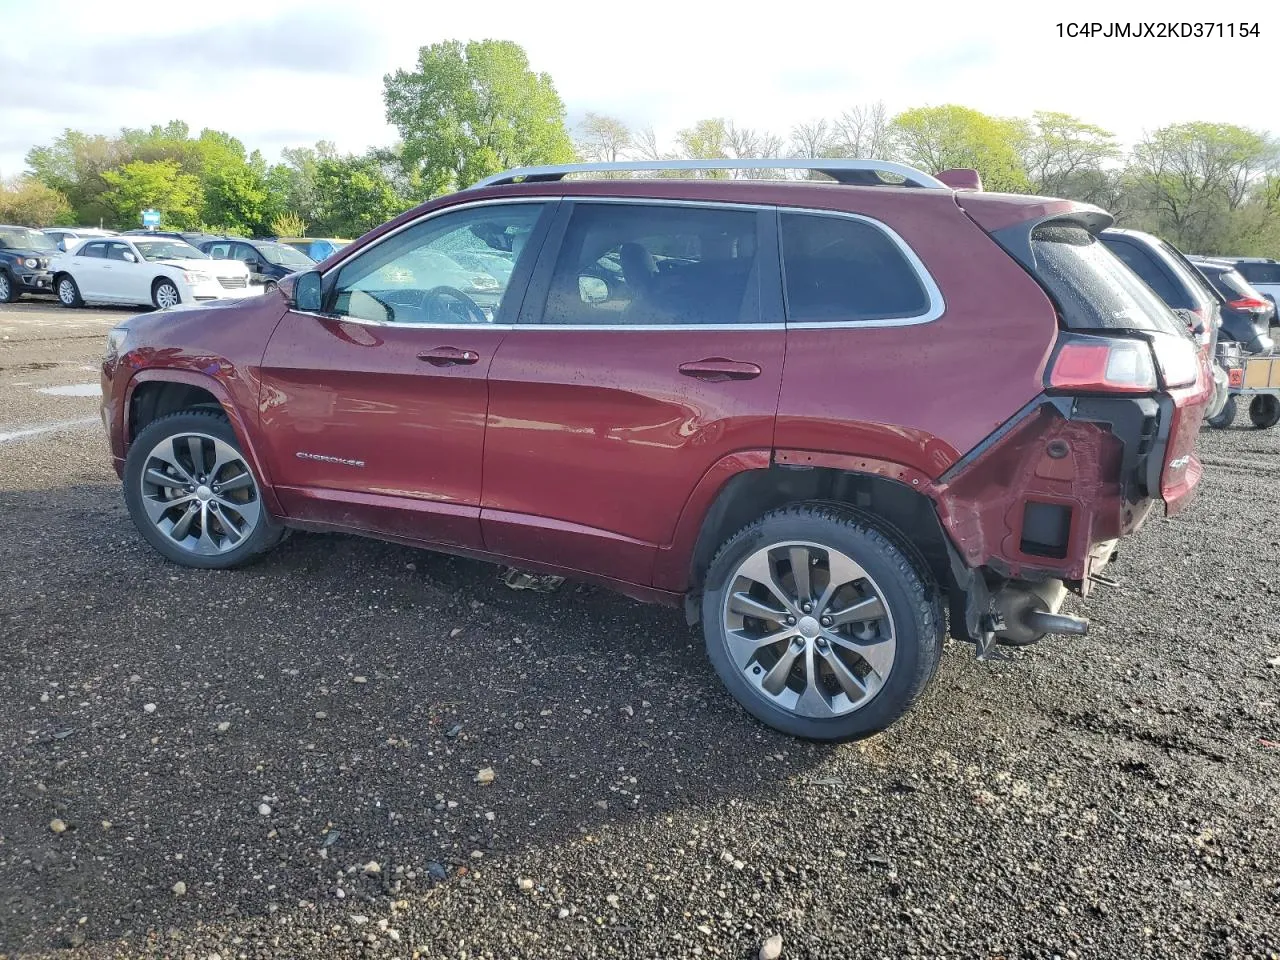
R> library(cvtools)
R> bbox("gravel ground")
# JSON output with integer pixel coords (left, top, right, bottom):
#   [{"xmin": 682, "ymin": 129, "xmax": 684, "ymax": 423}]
[{"xmin": 2, "ymin": 302, "xmax": 1278, "ymax": 959}]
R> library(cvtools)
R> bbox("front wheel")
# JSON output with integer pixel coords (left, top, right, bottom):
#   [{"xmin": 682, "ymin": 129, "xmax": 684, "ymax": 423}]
[
  {"xmin": 1249, "ymin": 394, "xmax": 1280, "ymax": 429},
  {"xmin": 1207, "ymin": 395, "xmax": 1237, "ymax": 429},
  {"xmin": 701, "ymin": 503, "xmax": 943, "ymax": 741},
  {"xmin": 153, "ymin": 279, "xmax": 181, "ymax": 310},
  {"xmin": 0, "ymin": 270, "xmax": 16, "ymax": 303},
  {"xmin": 123, "ymin": 410, "xmax": 284, "ymax": 569}
]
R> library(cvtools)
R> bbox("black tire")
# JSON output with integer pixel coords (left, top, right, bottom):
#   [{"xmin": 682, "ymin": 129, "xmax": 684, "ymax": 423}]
[
  {"xmin": 701, "ymin": 503, "xmax": 944, "ymax": 741},
  {"xmin": 55, "ymin": 273, "xmax": 83, "ymax": 308},
  {"xmin": 123, "ymin": 410, "xmax": 284, "ymax": 569},
  {"xmin": 1249, "ymin": 394, "xmax": 1280, "ymax": 429},
  {"xmin": 152, "ymin": 278, "xmax": 181, "ymax": 310},
  {"xmin": 1207, "ymin": 395, "xmax": 1237, "ymax": 429},
  {"xmin": 0, "ymin": 269, "xmax": 16, "ymax": 303}
]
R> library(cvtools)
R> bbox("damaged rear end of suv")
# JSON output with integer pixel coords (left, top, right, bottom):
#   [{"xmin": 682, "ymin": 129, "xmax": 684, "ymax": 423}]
[{"xmin": 938, "ymin": 194, "xmax": 1212, "ymax": 657}]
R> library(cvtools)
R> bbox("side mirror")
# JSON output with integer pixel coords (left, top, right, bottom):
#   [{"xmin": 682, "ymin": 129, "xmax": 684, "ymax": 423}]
[
  {"xmin": 293, "ymin": 270, "xmax": 323, "ymax": 312},
  {"xmin": 123, "ymin": 252, "xmax": 137, "ymax": 263}
]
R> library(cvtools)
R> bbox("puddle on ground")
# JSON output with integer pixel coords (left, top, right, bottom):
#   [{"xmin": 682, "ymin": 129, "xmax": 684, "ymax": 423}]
[{"xmin": 36, "ymin": 383, "xmax": 100, "ymax": 397}]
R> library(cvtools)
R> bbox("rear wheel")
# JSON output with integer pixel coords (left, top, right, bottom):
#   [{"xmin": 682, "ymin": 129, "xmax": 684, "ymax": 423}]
[
  {"xmin": 1207, "ymin": 395, "xmax": 1237, "ymax": 429},
  {"xmin": 123, "ymin": 410, "xmax": 284, "ymax": 569},
  {"xmin": 701, "ymin": 503, "xmax": 943, "ymax": 741},
  {"xmin": 56, "ymin": 274, "xmax": 83, "ymax": 307},
  {"xmin": 1249, "ymin": 394, "xmax": 1280, "ymax": 429},
  {"xmin": 0, "ymin": 270, "xmax": 15, "ymax": 303}
]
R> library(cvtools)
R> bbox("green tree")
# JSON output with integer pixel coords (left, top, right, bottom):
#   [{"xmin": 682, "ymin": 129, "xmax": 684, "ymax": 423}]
[
  {"xmin": 26, "ymin": 130, "xmax": 133, "ymax": 226},
  {"xmin": 312, "ymin": 153, "xmax": 405, "ymax": 237},
  {"xmin": 203, "ymin": 163, "xmax": 269, "ymax": 234},
  {"xmin": 1023, "ymin": 111, "xmax": 1121, "ymax": 203},
  {"xmin": 1130, "ymin": 121, "xmax": 1278, "ymax": 251},
  {"xmin": 890, "ymin": 105, "xmax": 1030, "ymax": 192},
  {"xmin": 576, "ymin": 112, "xmax": 633, "ymax": 163},
  {"xmin": 100, "ymin": 160, "xmax": 203, "ymax": 230},
  {"xmin": 0, "ymin": 176, "xmax": 74, "ymax": 226},
  {"xmin": 383, "ymin": 39, "xmax": 574, "ymax": 194}
]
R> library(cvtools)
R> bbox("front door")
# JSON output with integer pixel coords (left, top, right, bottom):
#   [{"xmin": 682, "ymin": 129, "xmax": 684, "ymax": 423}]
[
  {"xmin": 258, "ymin": 199, "xmax": 554, "ymax": 548},
  {"xmin": 481, "ymin": 200, "xmax": 785, "ymax": 585}
]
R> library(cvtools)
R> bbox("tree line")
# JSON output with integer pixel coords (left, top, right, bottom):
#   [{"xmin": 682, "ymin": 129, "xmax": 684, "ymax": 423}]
[{"xmin": 1, "ymin": 39, "xmax": 1276, "ymax": 256}]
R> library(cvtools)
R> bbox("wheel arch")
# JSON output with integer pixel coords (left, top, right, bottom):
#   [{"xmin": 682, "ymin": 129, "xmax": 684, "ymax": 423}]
[
  {"xmin": 125, "ymin": 371, "xmax": 282, "ymax": 516},
  {"xmin": 668, "ymin": 457, "xmax": 960, "ymax": 625}
]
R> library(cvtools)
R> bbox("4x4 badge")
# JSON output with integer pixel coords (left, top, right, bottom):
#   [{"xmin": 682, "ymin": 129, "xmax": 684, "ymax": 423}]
[{"xmin": 296, "ymin": 451, "xmax": 366, "ymax": 468}]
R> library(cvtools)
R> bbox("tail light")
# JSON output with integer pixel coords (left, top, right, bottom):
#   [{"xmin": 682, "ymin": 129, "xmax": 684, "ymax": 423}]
[
  {"xmin": 1047, "ymin": 335, "xmax": 1157, "ymax": 394},
  {"xmin": 1228, "ymin": 297, "xmax": 1268, "ymax": 311},
  {"xmin": 1148, "ymin": 331, "xmax": 1201, "ymax": 388}
]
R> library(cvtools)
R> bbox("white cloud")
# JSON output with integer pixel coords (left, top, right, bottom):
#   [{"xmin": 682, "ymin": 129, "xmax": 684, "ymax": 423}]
[{"xmin": 2, "ymin": 0, "xmax": 1274, "ymax": 178}]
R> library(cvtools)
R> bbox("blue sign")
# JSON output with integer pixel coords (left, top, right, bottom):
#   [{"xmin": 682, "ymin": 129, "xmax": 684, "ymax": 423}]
[{"xmin": 141, "ymin": 209, "xmax": 161, "ymax": 228}]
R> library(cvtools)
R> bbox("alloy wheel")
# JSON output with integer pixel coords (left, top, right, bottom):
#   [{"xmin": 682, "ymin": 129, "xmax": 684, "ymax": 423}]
[
  {"xmin": 138, "ymin": 432, "xmax": 261, "ymax": 555},
  {"xmin": 58, "ymin": 278, "xmax": 76, "ymax": 304},
  {"xmin": 721, "ymin": 540, "xmax": 896, "ymax": 718},
  {"xmin": 0, "ymin": 273, "xmax": 10, "ymax": 301},
  {"xmin": 155, "ymin": 283, "xmax": 180, "ymax": 309}
]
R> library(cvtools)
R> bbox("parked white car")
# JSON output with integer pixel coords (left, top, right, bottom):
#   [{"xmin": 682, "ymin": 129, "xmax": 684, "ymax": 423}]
[
  {"xmin": 50, "ymin": 236, "xmax": 261, "ymax": 309},
  {"xmin": 42, "ymin": 227, "xmax": 117, "ymax": 253}
]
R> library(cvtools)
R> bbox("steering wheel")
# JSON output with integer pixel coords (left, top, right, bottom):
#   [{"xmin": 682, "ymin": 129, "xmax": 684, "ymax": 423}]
[{"xmin": 422, "ymin": 286, "xmax": 488, "ymax": 325}]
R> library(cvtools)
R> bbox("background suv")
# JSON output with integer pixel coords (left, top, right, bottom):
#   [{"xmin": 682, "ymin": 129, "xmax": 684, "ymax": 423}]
[
  {"xmin": 0, "ymin": 224, "xmax": 57, "ymax": 301},
  {"xmin": 99, "ymin": 158, "xmax": 1212, "ymax": 741},
  {"xmin": 199, "ymin": 237, "xmax": 316, "ymax": 293},
  {"xmin": 1204, "ymin": 256, "xmax": 1280, "ymax": 317},
  {"xmin": 1187, "ymin": 256, "xmax": 1275, "ymax": 355}
]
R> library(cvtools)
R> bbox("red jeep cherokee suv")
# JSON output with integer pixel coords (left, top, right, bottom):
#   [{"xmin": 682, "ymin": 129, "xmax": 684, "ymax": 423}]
[{"xmin": 101, "ymin": 159, "xmax": 1212, "ymax": 740}]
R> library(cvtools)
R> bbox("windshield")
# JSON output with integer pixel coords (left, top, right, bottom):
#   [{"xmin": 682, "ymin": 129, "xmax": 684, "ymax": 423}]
[
  {"xmin": 1031, "ymin": 225, "xmax": 1187, "ymax": 335},
  {"xmin": 258, "ymin": 242, "xmax": 315, "ymax": 268},
  {"xmin": 0, "ymin": 227, "xmax": 57, "ymax": 253},
  {"xmin": 133, "ymin": 239, "xmax": 209, "ymax": 262}
]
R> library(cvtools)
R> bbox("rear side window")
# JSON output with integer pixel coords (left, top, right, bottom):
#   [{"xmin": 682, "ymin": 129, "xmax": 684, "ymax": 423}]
[
  {"xmin": 1237, "ymin": 262, "xmax": 1280, "ymax": 285},
  {"xmin": 1102, "ymin": 238, "xmax": 1183, "ymax": 306},
  {"xmin": 780, "ymin": 213, "xmax": 930, "ymax": 323},
  {"xmin": 1032, "ymin": 226, "xmax": 1184, "ymax": 334},
  {"xmin": 541, "ymin": 203, "xmax": 761, "ymax": 326}
]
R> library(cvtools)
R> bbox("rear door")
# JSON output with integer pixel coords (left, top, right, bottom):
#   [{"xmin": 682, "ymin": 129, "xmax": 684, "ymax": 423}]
[
  {"xmin": 481, "ymin": 199, "xmax": 785, "ymax": 585},
  {"xmin": 71, "ymin": 241, "xmax": 110, "ymax": 298},
  {"xmin": 258, "ymin": 199, "xmax": 553, "ymax": 549}
]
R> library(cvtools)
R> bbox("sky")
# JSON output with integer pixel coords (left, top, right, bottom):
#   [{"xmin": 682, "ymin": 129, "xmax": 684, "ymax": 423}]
[{"xmin": 0, "ymin": 0, "xmax": 1274, "ymax": 177}]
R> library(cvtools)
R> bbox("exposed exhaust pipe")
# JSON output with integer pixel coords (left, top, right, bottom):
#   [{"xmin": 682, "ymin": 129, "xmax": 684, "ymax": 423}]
[{"xmin": 993, "ymin": 579, "xmax": 1089, "ymax": 646}]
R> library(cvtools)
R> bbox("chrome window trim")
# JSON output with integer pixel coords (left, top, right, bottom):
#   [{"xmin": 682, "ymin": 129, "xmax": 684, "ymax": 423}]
[
  {"xmin": 778, "ymin": 206, "xmax": 945, "ymax": 329},
  {"xmin": 309, "ymin": 196, "xmax": 944, "ymax": 332}
]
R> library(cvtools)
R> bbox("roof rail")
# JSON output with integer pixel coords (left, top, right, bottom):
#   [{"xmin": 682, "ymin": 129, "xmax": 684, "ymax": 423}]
[{"xmin": 470, "ymin": 158, "xmax": 948, "ymax": 190}]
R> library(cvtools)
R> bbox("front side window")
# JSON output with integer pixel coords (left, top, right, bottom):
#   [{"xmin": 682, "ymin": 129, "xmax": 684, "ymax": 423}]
[
  {"xmin": 541, "ymin": 203, "xmax": 761, "ymax": 326},
  {"xmin": 206, "ymin": 242, "xmax": 235, "ymax": 260},
  {"xmin": 105, "ymin": 242, "xmax": 135, "ymax": 262},
  {"xmin": 331, "ymin": 203, "xmax": 545, "ymax": 325},
  {"xmin": 79, "ymin": 242, "xmax": 107, "ymax": 259},
  {"xmin": 780, "ymin": 213, "xmax": 930, "ymax": 323}
]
